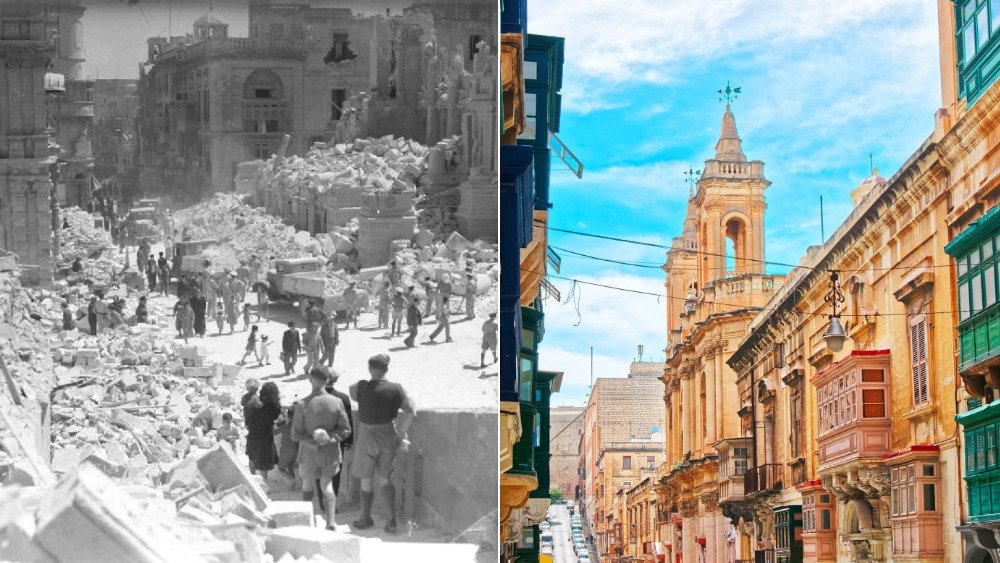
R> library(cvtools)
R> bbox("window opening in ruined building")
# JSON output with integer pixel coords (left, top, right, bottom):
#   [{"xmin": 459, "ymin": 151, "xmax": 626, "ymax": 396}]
[
  {"xmin": 324, "ymin": 32, "xmax": 356, "ymax": 64},
  {"xmin": 330, "ymin": 89, "xmax": 346, "ymax": 121},
  {"xmin": 469, "ymin": 34, "xmax": 483, "ymax": 61},
  {"xmin": 622, "ymin": 456, "xmax": 631, "ymax": 470},
  {"xmin": 646, "ymin": 456, "xmax": 655, "ymax": 469},
  {"xmin": 269, "ymin": 23, "xmax": 283, "ymax": 38},
  {"xmin": 254, "ymin": 89, "xmax": 272, "ymax": 99}
]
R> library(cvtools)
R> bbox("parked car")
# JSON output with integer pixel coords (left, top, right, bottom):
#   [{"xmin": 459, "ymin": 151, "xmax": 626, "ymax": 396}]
[{"xmin": 578, "ymin": 555, "xmax": 591, "ymax": 563}]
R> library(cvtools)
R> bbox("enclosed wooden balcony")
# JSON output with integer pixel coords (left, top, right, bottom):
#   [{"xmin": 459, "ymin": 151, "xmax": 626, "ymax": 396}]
[
  {"xmin": 814, "ymin": 350, "xmax": 892, "ymax": 472},
  {"xmin": 744, "ymin": 463, "xmax": 786, "ymax": 495}
]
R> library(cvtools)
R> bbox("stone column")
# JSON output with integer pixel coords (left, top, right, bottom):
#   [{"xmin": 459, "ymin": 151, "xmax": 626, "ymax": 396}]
[
  {"xmin": 717, "ymin": 351, "xmax": 727, "ymax": 439},
  {"xmin": 680, "ymin": 376, "xmax": 691, "ymax": 456},
  {"xmin": 704, "ymin": 346, "xmax": 717, "ymax": 447}
]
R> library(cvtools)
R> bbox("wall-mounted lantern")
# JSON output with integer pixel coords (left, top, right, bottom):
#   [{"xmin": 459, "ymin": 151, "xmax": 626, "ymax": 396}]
[{"xmin": 822, "ymin": 271, "xmax": 847, "ymax": 352}]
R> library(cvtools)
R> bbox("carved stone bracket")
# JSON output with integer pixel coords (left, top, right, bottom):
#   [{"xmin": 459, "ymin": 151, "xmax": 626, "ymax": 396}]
[
  {"xmin": 700, "ymin": 491, "xmax": 720, "ymax": 512},
  {"xmin": 856, "ymin": 466, "xmax": 890, "ymax": 498},
  {"xmin": 679, "ymin": 498, "xmax": 699, "ymax": 517}
]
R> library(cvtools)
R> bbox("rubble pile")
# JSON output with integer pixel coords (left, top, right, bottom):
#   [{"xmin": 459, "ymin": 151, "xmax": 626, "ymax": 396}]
[
  {"xmin": 173, "ymin": 193, "xmax": 315, "ymax": 266},
  {"xmin": 58, "ymin": 207, "xmax": 121, "ymax": 280},
  {"xmin": 414, "ymin": 197, "xmax": 459, "ymax": 236},
  {"xmin": 0, "ymin": 271, "xmax": 360, "ymax": 562},
  {"xmin": 380, "ymin": 231, "xmax": 498, "ymax": 302},
  {"xmin": 263, "ymin": 136, "xmax": 429, "ymax": 198}
]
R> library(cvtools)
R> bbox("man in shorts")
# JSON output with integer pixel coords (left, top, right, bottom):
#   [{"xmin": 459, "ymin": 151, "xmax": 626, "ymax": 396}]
[
  {"xmin": 292, "ymin": 368, "xmax": 352, "ymax": 529},
  {"xmin": 349, "ymin": 354, "xmax": 416, "ymax": 533},
  {"xmin": 481, "ymin": 312, "xmax": 498, "ymax": 367}
]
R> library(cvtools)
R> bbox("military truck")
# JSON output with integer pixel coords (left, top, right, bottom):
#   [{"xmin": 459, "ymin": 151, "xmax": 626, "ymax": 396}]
[
  {"xmin": 173, "ymin": 239, "xmax": 219, "ymax": 274},
  {"xmin": 267, "ymin": 257, "xmax": 365, "ymax": 316}
]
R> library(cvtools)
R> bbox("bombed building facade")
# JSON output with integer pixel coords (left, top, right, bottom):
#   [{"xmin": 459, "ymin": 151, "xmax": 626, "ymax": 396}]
[
  {"xmin": 134, "ymin": 0, "xmax": 498, "ymax": 241},
  {"xmin": 0, "ymin": 0, "xmax": 96, "ymax": 283}
]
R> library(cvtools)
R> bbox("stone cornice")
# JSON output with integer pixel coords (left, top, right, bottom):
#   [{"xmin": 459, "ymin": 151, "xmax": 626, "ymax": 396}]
[{"xmin": 729, "ymin": 137, "xmax": 944, "ymax": 373}]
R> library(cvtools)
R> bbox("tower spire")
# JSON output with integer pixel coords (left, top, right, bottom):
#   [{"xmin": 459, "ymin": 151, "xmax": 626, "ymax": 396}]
[{"xmin": 714, "ymin": 103, "xmax": 746, "ymax": 162}]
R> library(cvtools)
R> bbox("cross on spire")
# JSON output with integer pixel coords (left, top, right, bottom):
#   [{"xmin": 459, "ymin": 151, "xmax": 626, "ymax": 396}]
[{"xmin": 717, "ymin": 81, "xmax": 741, "ymax": 105}]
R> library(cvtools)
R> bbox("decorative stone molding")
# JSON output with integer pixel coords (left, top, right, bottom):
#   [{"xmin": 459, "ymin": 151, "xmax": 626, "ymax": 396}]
[
  {"xmin": 679, "ymin": 498, "xmax": 699, "ymax": 517},
  {"xmin": 700, "ymin": 490, "xmax": 720, "ymax": 512},
  {"xmin": 855, "ymin": 466, "xmax": 890, "ymax": 498}
]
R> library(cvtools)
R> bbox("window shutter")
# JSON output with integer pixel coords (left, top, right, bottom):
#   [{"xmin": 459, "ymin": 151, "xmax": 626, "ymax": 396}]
[{"xmin": 911, "ymin": 318, "xmax": 929, "ymax": 406}]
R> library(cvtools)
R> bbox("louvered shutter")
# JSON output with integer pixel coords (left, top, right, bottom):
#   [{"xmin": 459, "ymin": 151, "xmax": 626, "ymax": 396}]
[{"xmin": 910, "ymin": 319, "xmax": 929, "ymax": 407}]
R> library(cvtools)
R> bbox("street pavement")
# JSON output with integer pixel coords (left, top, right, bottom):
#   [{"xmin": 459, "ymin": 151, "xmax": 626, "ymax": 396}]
[{"xmin": 549, "ymin": 503, "xmax": 578, "ymax": 563}]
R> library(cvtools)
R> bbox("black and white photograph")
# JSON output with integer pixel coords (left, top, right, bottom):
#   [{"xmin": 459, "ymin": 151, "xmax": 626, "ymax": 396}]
[{"xmin": 0, "ymin": 0, "xmax": 498, "ymax": 561}]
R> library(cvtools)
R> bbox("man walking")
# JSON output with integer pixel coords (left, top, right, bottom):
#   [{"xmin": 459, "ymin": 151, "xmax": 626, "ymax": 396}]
[
  {"xmin": 426, "ymin": 294, "xmax": 452, "ymax": 344},
  {"xmin": 292, "ymin": 368, "xmax": 352, "ymax": 530},
  {"xmin": 464, "ymin": 274, "xmax": 476, "ymax": 319},
  {"xmin": 282, "ymin": 322, "xmax": 302, "ymax": 376},
  {"xmin": 403, "ymin": 297, "xmax": 421, "ymax": 348},
  {"xmin": 320, "ymin": 316, "xmax": 339, "ymax": 367},
  {"xmin": 302, "ymin": 324, "xmax": 321, "ymax": 376},
  {"xmin": 389, "ymin": 288, "xmax": 405, "ymax": 337},
  {"xmin": 322, "ymin": 369, "xmax": 354, "ymax": 509},
  {"xmin": 376, "ymin": 280, "xmax": 390, "ymax": 329},
  {"xmin": 481, "ymin": 312, "xmax": 498, "ymax": 367},
  {"xmin": 349, "ymin": 354, "xmax": 415, "ymax": 534},
  {"xmin": 158, "ymin": 252, "xmax": 170, "ymax": 296},
  {"xmin": 342, "ymin": 282, "xmax": 358, "ymax": 330}
]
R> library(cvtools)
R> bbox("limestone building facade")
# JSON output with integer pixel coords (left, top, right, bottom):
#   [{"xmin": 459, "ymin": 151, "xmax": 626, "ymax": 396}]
[
  {"xmin": 656, "ymin": 104, "xmax": 786, "ymax": 563},
  {"xmin": 0, "ymin": 0, "xmax": 91, "ymax": 283},
  {"xmin": 550, "ymin": 406, "xmax": 585, "ymax": 499},
  {"xmin": 580, "ymin": 363, "xmax": 665, "ymax": 560}
]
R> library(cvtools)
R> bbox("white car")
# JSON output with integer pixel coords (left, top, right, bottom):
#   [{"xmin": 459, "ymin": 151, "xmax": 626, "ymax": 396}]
[{"xmin": 578, "ymin": 555, "xmax": 591, "ymax": 563}]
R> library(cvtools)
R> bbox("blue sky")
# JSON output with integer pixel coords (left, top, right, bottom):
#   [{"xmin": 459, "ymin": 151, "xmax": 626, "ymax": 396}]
[{"xmin": 530, "ymin": 1, "xmax": 944, "ymax": 406}]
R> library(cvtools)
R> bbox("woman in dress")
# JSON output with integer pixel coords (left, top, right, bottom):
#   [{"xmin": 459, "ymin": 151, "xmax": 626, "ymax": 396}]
[{"xmin": 245, "ymin": 381, "xmax": 283, "ymax": 480}]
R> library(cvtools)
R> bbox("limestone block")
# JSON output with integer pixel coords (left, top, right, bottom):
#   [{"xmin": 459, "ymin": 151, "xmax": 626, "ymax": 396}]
[
  {"xmin": 197, "ymin": 443, "xmax": 270, "ymax": 510},
  {"xmin": 34, "ymin": 465, "xmax": 205, "ymax": 563},
  {"xmin": 83, "ymin": 453, "xmax": 127, "ymax": 478},
  {"xmin": 213, "ymin": 524, "xmax": 266, "ymax": 563},
  {"xmin": 264, "ymin": 501, "xmax": 314, "ymax": 528},
  {"xmin": 264, "ymin": 527, "xmax": 360, "ymax": 563}
]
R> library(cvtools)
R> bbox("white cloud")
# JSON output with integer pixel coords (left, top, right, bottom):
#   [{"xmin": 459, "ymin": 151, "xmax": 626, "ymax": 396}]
[
  {"xmin": 556, "ymin": 161, "xmax": 693, "ymax": 207},
  {"xmin": 538, "ymin": 272, "xmax": 668, "ymax": 406},
  {"xmin": 531, "ymin": 0, "xmax": 939, "ymax": 116}
]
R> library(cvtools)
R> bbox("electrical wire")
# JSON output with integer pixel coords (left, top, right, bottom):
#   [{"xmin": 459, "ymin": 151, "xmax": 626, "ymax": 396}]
[
  {"xmin": 519, "ymin": 264, "xmax": 974, "ymax": 318},
  {"xmin": 542, "ymin": 223, "xmax": 964, "ymax": 274}
]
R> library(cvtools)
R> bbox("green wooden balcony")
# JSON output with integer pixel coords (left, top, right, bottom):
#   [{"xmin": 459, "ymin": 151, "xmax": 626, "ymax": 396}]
[{"xmin": 957, "ymin": 400, "xmax": 1000, "ymax": 521}]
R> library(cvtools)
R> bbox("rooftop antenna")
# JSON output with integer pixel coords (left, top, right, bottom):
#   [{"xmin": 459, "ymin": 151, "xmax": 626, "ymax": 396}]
[
  {"xmin": 868, "ymin": 152, "xmax": 874, "ymax": 176},
  {"xmin": 637, "ymin": 344, "xmax": 644, "ymax": 362},
  {"xmin": 820, "ymin": 195, "xmax": 825, "ymax": 242},
  {"xmin": 590, "ymin": 346, "xmax": 593, "ymax": 390},
  {"xmin": 684, "ymin": 166, "xmax": 700, "ymax": 198}
]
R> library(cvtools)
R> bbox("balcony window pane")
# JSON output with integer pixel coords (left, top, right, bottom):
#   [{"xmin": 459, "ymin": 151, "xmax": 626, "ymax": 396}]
[
  {"xmin": 978, "ymin": 7, "xmax": 991, "ymax": 49},
  {"xmin": 923, "ymin": 464, "xmax": 936, "ymax": 476},
  {"xmin": 965, "ymin": 0, "xmax": 977, "ymax": 23},
  {"xmin": 966, "ymin": 24, "xmax": 978, "ymax": 63},
  {"xmin": 988, "ymin": 265, "xmax": 997, "ymax": 308},
  {"xmin": 961, "ymin": 282, "xmax": 971, "ymax": 321},
  {"xmin": 908, "ymin": 483, "xmax": 916, "ymax": 513},
  {"xmin": 973, "ymin": 249, "xmax": 982, "ymax": 268},
  {"xmin": 993, "ymin": 0, "xmax": 1000, "ymax": 32},
  {"xmin": 862, "ymin": 389, "xmax": 885, "ymax": 418},
  {"xmin": 820, "ymin": 509, "xmax": 831, "ymax": 530},
  {"xmin": 923, "ymin": 483, "xmax": 936, "ymax": 511},
  {"xmin": 524, "ymin": 60, "xmax": 538, "ymax": 81},
  {"xmin": 518, "ymin": 117, "xmax": 537, "ymax": 141},
  {"xmin": 861, "ymin": 369, "xmax": 884, "ymax": 382},
  {"xmin": 986, "ymin": 240, "xmax": 995, "ymax": 261},
  {"xmin": 974, "ymin": 277, "xmax": 984, "ymax": 314}
]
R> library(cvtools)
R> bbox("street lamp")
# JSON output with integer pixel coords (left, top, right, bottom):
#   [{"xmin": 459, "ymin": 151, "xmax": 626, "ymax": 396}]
[{"xmin": 822, "ymin": 271, "xmax": 847, "ymax": 352}]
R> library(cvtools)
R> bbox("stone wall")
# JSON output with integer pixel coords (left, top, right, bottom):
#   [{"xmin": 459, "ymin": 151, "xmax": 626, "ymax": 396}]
[
  {"xmin": 550, "ymin": 407, "xmax": 584, "ymax": 498},
  {"xmin": 339, "ymin": 408, "xmax": 497, "ymax": 538}
]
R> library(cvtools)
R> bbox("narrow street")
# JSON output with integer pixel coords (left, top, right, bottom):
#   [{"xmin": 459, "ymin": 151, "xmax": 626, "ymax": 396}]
[{"xmin": 548, "ymin": 503, "xmax": 577, "ymax": 563}]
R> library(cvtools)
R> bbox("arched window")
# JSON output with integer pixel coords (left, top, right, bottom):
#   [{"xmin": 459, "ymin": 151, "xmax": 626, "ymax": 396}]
[
  {"xmin": 243, "ymin": 69, "xmax": 284, "ymax": 100},
  {"xmin": 725, "ymin": 218, "xmax": 747, "ymax": 274}
]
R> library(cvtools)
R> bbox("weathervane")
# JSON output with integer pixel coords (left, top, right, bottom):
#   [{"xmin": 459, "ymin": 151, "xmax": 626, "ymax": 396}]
[
  {"xmin": 717, "ymin": 81, "xmax": 741, "ymax": 104},
  {"xmin": 684, "ymin": 166, "xmax": 701, "ymax": 197}
]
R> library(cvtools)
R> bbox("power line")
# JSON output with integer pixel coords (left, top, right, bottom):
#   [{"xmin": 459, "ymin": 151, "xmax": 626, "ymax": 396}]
[
  {"xmin": 544, "ymin": 223, "xmax": 961, "ymax": 274},
  {"xmin": 522, "ymin": 265, "xmax": 970, "ymax": 318}
]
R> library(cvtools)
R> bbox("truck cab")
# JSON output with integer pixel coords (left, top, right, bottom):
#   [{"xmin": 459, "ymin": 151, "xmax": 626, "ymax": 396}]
[{"xmin": 173, "ymin": 239, "xmax": 218, "ymax": 274}]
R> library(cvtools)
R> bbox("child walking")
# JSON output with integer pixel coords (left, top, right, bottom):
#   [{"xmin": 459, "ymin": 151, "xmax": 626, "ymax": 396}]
[
  {"xmin": 242, "ymin": 303, "xmax": 252, "ymax": 332},
  {"xmin": 240, "ymin": 325, "xmax": 261, "ymax": 365},
  {"xmin": 259, "ymin": 334, "xmax": 271, "ymax": 367},
  {"xmin": 215, "ymin": 305, "xmax": 225, "ymax": 335}
]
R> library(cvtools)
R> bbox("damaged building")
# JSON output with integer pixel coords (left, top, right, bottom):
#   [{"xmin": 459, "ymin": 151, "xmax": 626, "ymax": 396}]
[
  {"xmin": 136, "ymin": 0, "xmax": 498, "ymax": 242},
  {"xmin": 0, "ymin": 0, "xmax": 96, "ymax": 284}
]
